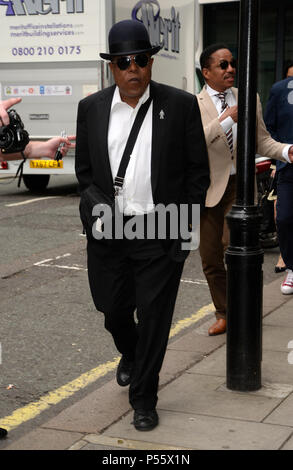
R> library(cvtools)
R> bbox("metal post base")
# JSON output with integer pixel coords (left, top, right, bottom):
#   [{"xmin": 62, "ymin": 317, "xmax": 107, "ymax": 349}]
[{"xmin": 225, "ymin": 205, "xmax": 264, "ymax": 391}]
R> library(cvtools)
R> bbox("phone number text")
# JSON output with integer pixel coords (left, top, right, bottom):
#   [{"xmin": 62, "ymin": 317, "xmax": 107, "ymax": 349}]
[{"xmin": 11, "ymin": 45, "xmax": 81, "ymax": 57}]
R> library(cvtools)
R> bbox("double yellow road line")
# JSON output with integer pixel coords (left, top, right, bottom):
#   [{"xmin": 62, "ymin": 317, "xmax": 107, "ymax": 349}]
[{"xmin": 0, "ymin": 303, "xmax": 213, "ymax": 432}]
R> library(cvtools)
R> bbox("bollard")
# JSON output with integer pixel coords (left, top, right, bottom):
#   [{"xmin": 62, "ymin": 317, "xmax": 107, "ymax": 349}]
[{"xmin": 225, "ymin": 0, "xmax": 263, "ymax": 391}]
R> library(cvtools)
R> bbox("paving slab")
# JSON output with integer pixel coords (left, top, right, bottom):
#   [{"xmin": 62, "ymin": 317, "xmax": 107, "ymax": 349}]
[
  {"xmin": 218, "ymin": 382, "xmax": 293, "ymax": 399},
  {"xmin": 264, "ymin": 301, "xmax": 293, "ymax": 327},
  {"xmin": 264, "ymin": 394, "xmax": 293, "ymax": 427},
  {"xmin": 3, "ymin": 428, "xmax": 83, "ymax": 451},
  {"xmin": 158, "ymin": 373, "xmax": 282, "ymax": 422},
  {"xmin": 160, "ymin": 350, "xmax": 204, "ymax": 384},
  {"xmin": 101, "ymin": 409, "xmax": 292, "ymax": 450},
  {"xmin": 262, "ymin": 325, "xmax": 293, "ymax": 352},
  {"xmin": 75, "ymin": 434, "xmax": 190, "ymax": 451},
  {"xmin": 280, "ymin": 434, "xmax": 293, "ymax": 450},
  {"xmin": 262, "ymin": 350, "xmax": 293, "ymax": 385},
  {"xmin": 168, "ymin": 327, "xmax": 226, "ymax": 354},
  {"xmin": 73, "ymin": 442, "xmax": 123, "ymax": 450},
  {"xmin": 188, "ymin": 344, "xmax": 226, "ymax": 377},
  {"xmin": 263, "ymin": 279, "xmax": 290, "ymax": 315},
  {"xmin": 42, "ymin": 379, "xmax": 130, "ymax": 434}
]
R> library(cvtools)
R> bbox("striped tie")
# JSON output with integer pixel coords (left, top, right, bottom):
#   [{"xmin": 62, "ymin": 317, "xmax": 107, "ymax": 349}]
[{"xmin": 217, "ymin": 92, "xmax": 234, "ymax": 154}]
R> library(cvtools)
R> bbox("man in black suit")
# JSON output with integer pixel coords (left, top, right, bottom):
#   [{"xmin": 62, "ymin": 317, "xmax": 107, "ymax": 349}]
[{"xmin": 75, "ymin": 20, "xmax": 209, "ymax": 431}]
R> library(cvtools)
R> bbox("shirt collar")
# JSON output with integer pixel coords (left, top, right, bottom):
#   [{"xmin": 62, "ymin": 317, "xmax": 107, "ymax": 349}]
[
  {"xmin": 111, "ymin": 84, "xmax": 150, "ymax": 111},
  {"xmin": 206, "ymin": 84, "xmax": 233, "ymax": 97}
]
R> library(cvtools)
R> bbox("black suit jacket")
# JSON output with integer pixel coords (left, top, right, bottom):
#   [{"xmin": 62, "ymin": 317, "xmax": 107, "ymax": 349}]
[{"xmin": 75, "ymin": 80, "xmax": 210, "ymax": 260}]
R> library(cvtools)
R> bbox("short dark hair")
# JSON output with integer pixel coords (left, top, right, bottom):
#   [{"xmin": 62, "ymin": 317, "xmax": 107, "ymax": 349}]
[
  {"xmin": 283, "ymin": 61, "xmax": 293, "ymax": 78},
  {"xmin": 200, "ymin": 43, "xmax": 230, "ymax": 70}
]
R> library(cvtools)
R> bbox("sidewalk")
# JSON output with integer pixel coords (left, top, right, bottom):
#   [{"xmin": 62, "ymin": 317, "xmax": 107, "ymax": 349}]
[{"xmin": 4, "ymin": 277, "xmax": 293, "ymax": 451}]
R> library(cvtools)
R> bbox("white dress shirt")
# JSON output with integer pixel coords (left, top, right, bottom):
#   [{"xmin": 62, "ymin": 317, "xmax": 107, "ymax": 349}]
[{"xmin": 108, "ymin": 85, "xmax": 154, "ymax": 215}]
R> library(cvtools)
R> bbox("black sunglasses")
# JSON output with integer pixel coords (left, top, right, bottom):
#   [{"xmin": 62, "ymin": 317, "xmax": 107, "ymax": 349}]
[
  {"xmin": 112, "ymin": 54, "xmax": 150, "ymax": 71},
  {"xmin": 219, "ymin": 59, "xmax": 237, "ymax": 70}
]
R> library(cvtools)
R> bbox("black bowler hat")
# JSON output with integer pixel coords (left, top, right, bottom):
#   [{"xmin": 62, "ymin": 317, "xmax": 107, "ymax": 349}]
[{"xmin": 100, "ymin": 19, "xmax": 161, "ymax": 60}]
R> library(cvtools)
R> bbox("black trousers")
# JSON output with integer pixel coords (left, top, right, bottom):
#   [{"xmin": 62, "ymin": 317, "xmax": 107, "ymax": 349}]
[
  {"xmin": 276, "ymin": 164, "xmax": 293, "ymax": 271},
  {"xmin": 87, "ymin": 236, "xmax": 184, "ymax": 410}
]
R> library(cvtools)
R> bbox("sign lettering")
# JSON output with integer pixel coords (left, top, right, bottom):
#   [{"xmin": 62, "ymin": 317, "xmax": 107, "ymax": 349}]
[
  {"xmin": 132, "ymin": 0, "xmax": 181, "ymax": 53},
  {"xmin": 0, "ymin": 0, "xmax": 84, "ymax": 16}
]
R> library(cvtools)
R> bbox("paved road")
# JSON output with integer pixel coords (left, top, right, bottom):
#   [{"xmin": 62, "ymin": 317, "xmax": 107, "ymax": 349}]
[{"xmin": 0, "ymin": 174, "xmax": 283, "ymax": 444}]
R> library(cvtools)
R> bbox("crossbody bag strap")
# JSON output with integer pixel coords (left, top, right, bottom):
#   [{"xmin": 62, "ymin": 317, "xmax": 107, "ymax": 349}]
[{"xmin": 114, "ymin": 96, "xmax": 152, "ymax": 194}]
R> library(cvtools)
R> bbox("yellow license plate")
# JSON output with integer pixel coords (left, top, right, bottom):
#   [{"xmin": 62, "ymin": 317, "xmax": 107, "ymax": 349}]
[{"xmin": 30, "ymin": 160, "xmax": 63, "ymax": 169}]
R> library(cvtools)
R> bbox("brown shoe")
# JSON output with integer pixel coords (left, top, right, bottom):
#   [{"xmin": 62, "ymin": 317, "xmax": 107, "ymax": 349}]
[{"xmin": 208, "ymin": 318, "xmax": 226, "ymax": 336}]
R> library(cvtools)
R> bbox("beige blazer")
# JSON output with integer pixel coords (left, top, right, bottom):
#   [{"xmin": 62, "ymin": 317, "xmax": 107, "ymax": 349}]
[{"xmin": 196, "ymin": 86, "xmax": 287, "ymax": 207}]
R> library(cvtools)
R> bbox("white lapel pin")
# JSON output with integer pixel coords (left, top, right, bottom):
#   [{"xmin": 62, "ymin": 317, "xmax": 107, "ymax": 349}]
[{"xmin": 159, "ymin": 110, "xmax": 165, "ymax": 120}]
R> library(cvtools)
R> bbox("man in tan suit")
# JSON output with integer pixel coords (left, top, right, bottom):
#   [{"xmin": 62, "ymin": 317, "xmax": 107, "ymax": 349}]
[{"xmin": 197, "ymin": 43, "xmax": 293, "ymax": 336}]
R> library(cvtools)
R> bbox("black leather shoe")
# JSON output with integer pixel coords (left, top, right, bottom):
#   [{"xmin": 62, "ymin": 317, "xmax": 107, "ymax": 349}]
[
  {"xmin": 116, "ymin": 356, "xmax": 134, "ymax": 387},
  {"xmin": 275, "ymin": 265, "xmax": 286, "ymax": 273},
  {"xmin": 0, "ymin": 427, "xmax": 7, "ymax": 439},
  {"xmin": 133, "ymin": 409, "xmax": 159, "ymax": 431}
]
